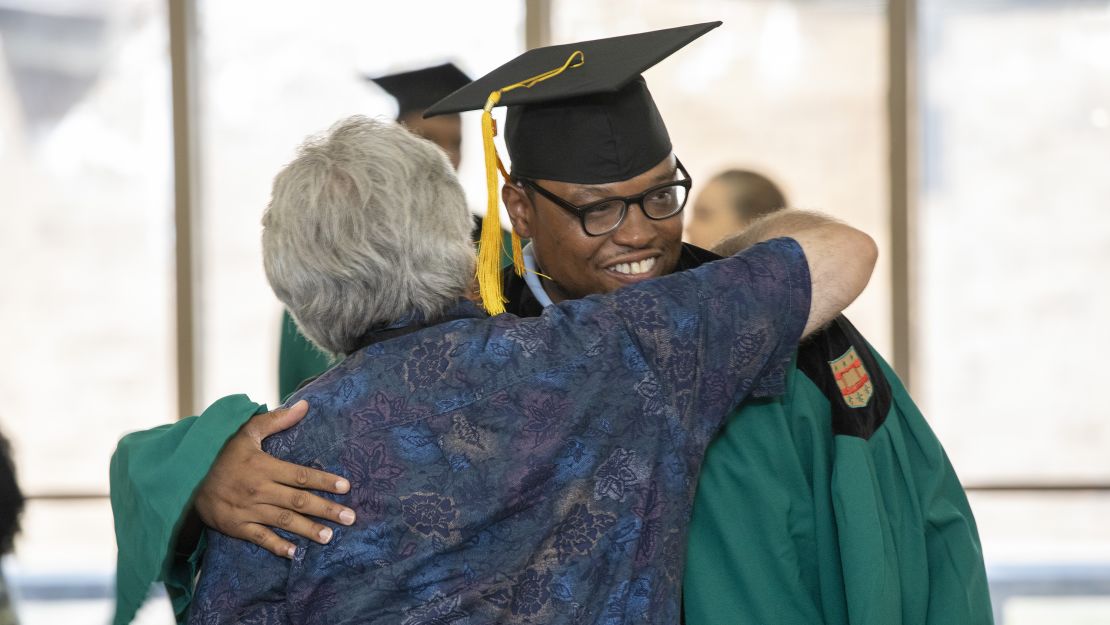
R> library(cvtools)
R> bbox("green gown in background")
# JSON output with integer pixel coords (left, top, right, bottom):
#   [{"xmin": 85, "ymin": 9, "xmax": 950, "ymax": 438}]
[{"xmin": 277, "ymin": 310, "xmax": 331, "ymax": 401}]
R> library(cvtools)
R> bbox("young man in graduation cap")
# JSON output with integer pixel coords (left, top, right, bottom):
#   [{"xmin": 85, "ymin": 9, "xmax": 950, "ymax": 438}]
[
  {"xmin": 110, "ymin": 22, "xmax": 990, "ymax": 625},
  {"xmin": 278, "ymin": 63, "xmax": 474, "ymax": 401},
  {"xmin": 422, "ymin": 21, "xmax": 993, "ymax": 625}
]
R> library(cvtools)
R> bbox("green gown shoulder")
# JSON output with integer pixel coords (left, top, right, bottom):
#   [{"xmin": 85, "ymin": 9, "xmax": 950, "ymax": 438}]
[{"xmin": 683, "ymin": 317, "xmax": 992, "ymax": 625}]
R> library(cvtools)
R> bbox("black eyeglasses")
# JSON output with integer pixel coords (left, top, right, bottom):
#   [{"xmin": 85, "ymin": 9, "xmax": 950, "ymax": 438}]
[{"xmin": 519, "ymin": 159, "xmax": 693, "ymax": 237}]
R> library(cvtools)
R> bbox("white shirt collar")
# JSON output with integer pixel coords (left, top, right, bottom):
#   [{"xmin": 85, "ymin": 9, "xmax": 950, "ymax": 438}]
[{"xmin": 522, "ymin": 243, "xmax": 555, "ymax": 309}]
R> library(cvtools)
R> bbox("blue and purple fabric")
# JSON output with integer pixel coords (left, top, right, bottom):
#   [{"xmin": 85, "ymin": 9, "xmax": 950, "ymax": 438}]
[{"xmin": 188, "ymin": 238, "xmax": 811, "ymax": 625}]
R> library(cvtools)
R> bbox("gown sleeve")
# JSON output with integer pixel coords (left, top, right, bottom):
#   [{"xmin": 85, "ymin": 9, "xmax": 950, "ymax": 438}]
[
  {"xmin": 831, "ymin": 349, "xmax": 993, "ymax": 625},
  {"xmin": 110, "ymin": 394, "xmax": 266, "ymax": 625}
]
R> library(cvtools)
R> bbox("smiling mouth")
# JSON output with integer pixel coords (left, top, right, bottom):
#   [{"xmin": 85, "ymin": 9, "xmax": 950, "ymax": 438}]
[{"xmin": 607, "ymin": 256, "xmax": 657, "ymax": 277}]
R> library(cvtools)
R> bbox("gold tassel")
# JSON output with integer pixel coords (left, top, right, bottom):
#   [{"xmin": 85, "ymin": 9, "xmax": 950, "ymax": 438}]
[
  {"xmin": 477, "ymin": 92, "xmax": 508, "ymax": 315},
  {"xmin": 474, "ymin": 50, "xmax": 585, "ymax": 315}
]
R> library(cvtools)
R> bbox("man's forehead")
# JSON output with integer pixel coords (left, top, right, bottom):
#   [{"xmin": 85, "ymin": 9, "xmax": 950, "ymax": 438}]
[{"xmin": 554, "ymin": 160, "xmax": 679, "ymax": 202}]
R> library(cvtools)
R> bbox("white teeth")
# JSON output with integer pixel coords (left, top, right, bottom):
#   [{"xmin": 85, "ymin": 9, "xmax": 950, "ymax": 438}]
[{"xmin": 610, "ymin": 257, "xmax": 656, "ymax": 276}]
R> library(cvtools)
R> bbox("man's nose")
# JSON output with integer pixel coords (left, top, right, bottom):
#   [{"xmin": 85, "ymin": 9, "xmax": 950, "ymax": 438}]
[{"xmin": 610, "ymin": 202, "xmax": 654, "ymax": 247}]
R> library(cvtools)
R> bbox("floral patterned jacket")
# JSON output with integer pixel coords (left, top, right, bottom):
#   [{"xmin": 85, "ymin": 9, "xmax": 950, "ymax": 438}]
[{"xmin": 188, "ymin": 238, "xmax": 810, "ymax": 625}]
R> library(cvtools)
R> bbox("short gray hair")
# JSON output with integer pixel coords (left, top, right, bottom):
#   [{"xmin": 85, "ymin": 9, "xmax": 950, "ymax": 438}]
[{"xmin": 262, "ymin": 115, "xmax": 475, "ymax": 355}]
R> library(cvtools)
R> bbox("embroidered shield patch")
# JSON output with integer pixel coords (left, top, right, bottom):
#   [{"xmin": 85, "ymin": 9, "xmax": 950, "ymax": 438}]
[{"xmin": 828, "ymin": 346, "xmax": 873, "ymax": 408}]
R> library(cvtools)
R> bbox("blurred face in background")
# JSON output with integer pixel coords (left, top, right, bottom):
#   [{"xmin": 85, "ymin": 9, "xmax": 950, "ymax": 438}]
[
  {"xmin": 685, "ymin": 176, "xmax": 742, "ymax": 249},
  {"xmin": 685, "ymin": 170, "xmax": 787, "ymax": 250},
  {"xmin": 399, "ymin": 112, "xmax": 463, "ymax": 171}
]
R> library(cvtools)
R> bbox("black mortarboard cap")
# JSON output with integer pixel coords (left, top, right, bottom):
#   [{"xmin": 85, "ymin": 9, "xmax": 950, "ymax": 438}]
[
  {"xmin": 424, "ymin": 22, "xmax": 721, "ymax": 184},
  {"xmin": 367, "ymin": 63, "xmax": 472, "ymax": 117}
]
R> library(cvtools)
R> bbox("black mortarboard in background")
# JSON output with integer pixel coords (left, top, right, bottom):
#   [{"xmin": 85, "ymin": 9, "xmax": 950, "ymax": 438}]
[
  {"xmin": 367, "ymin": 63, "xmax": 472, "ymax": 118},
  {"xmin": 424, "ymin": 22, "xmax": 721, "ymax": 184}
]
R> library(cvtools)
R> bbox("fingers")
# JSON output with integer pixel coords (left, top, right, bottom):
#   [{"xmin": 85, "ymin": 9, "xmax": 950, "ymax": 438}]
[
  {"xmin": 244, "ymin": 400, "xmax": 310, "ymax": 442},
  {"xmin": 260, "ymin": 481, "xmax": 356, "ymax": 527},
  {"xmin": 237, "ymin": 522, "xmax": 297, "ymax": 559},
  {"xmin": 270, "ymin": 455, "xmax": 350, "ymax": 495},
  {"xmin": 256, "ymin": 504, "xmax": 338, "ymax": 545},
  {"xmin": 195, "ymin": 399, "xmax": 359, "ymax": 558}
]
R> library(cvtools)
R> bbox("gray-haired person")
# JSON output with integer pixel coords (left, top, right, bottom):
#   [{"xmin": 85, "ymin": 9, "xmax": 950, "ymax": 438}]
[{"xmin": 116, "ymin": 113, "xmax": 877, "ymax": 623}]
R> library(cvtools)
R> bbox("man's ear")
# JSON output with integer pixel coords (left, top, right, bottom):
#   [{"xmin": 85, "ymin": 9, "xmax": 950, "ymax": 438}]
[{"xmin": 502, "ymin": 182, "xmax": 534, "ymax": 239}]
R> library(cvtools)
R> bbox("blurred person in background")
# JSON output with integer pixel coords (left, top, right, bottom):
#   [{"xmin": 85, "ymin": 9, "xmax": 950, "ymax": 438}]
[
  {"xmin": 0, "ymin": 430, "xmax": 24, "ymax": 625},
  {"xmin": 685, "ymin": 168, "xmax": 788, "ymax": 248},
  {"xmin": 367, "ymin": 63, "xmax": 470, "ymax": 175}
]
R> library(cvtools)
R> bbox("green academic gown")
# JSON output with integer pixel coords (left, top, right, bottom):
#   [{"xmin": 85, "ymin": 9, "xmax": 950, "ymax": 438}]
[{"xmin": 682, "ymin": 316, "xmax": 993, "ymax": 625}]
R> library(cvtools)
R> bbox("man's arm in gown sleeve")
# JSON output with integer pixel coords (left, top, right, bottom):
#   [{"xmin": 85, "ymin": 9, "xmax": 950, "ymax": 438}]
[{"xmin": 110, "ymin": 394, "xmax": 265, "ymax": 625}]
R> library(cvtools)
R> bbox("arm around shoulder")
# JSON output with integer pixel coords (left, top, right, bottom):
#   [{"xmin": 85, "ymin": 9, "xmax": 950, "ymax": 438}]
[
  {"xmin": 110, "ymin": 394, "xmax": 265, "ymax": 625},
  {"xmin": 714, "ymin": 210, "xmax": 878, "ymax": 338}
]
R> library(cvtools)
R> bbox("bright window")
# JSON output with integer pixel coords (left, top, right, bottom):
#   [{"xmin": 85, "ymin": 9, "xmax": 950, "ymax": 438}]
[
  {"xmin": 0, "ymin": 1, "xmax": 174, "ymax": 622},
  {"xmin": 917, "ymin": 0, "xmax": 1110, "ymax": 485}
]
